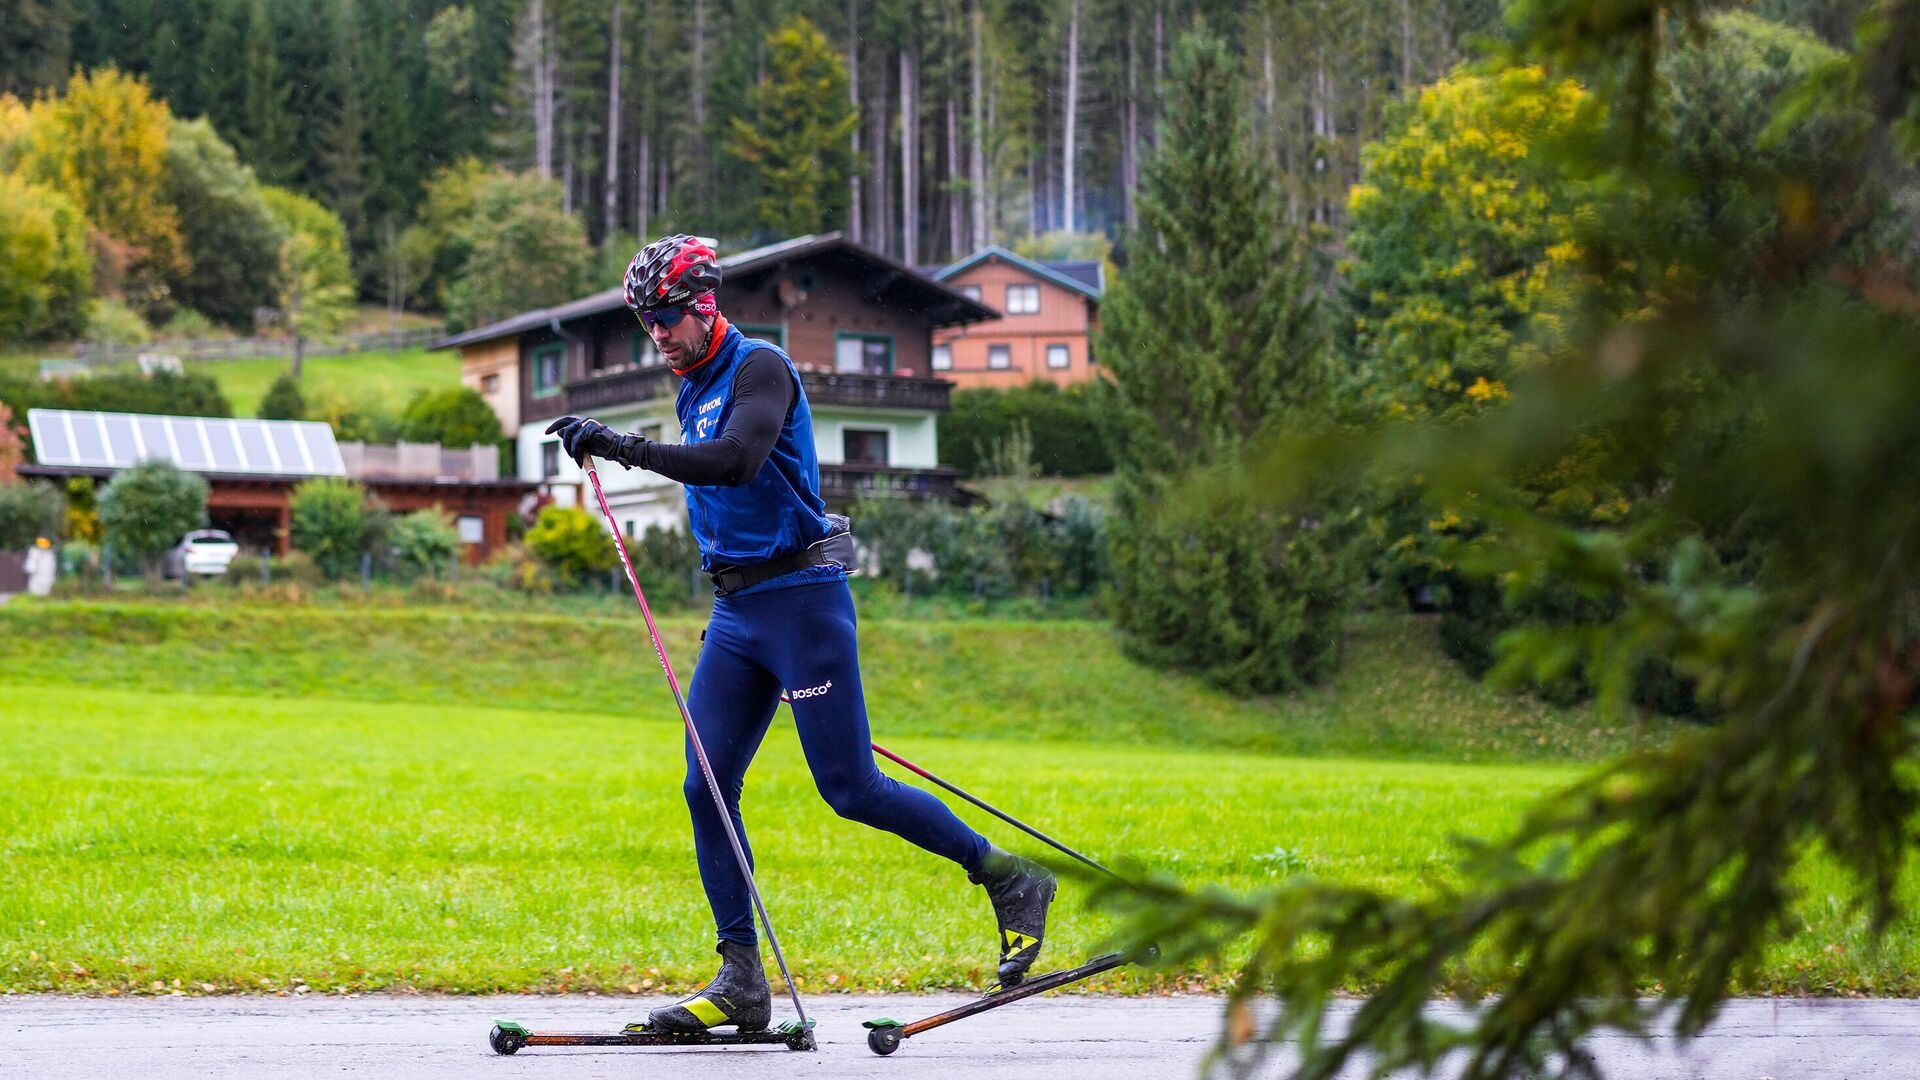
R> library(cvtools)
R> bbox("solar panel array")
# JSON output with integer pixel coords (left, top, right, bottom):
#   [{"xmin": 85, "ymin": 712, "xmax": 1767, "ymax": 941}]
[{"xmin": 26, "ymin": 409, "xmax": 347, "ymax": 477}]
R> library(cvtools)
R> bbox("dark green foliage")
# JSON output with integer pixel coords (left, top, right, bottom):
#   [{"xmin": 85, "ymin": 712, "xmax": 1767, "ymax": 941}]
[
  {"xmin": 398, "ymin": 386, "xmax": 504, "ymax": 449},
  {"xmin": 851, "ymin": 495, "xmax": 1107, "ymax": 600},
  {"xmin": 289, "ymin": 476, "xmax": 369, "ymax": 580},
  {"xmin": 0, "ymin": 371, "xmax": 232, "ymax": 448},
  {"xmin": 1107, "ymin": 4, "xmax": 1920, "ymax": 1076},
  {"xmin": 1097, "ymin": 27, "xmax": 1353, "ymax": 695},
  {"xmin": 725, "ymin": 16, "xmax": 860, "ymax": 237},
  {"xmin": 256, "ymin": 373, "xmax": 306, "ymax": 421},
  {"xmin": 0, "ymin": 0, "xmax": 74, "ymax": 98},
  {"xmin": 95, "ymin": 460, "xmax": 208, "ymax": 577},
  {"xmin": 938, "ymin": 382, "xmax": 1113, "ymax": 478},
  {"xmin": 437, "ymin": 165, "xmax": 591, "ymax": 328},
  {"xmin": 0, "ymin": 481, "xmax": 65, "ymax": 550},
  {"xmin": 164, "ymin": 117, "xmax": 284, "ymax": 330}
]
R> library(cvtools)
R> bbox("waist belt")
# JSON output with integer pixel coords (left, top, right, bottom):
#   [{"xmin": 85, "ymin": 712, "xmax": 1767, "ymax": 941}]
[{"xmin": 709, "ymin": 520, "xmax": 853, "ymax": 597}]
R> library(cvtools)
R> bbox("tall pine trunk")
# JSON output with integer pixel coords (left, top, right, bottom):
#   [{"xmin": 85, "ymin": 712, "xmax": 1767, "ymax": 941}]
[
  {"xmin": 899, "ymin": 48, "xmax": 917, "ymax": 266},
  {"xmin": 604, "ymin": 0, "xmax": 623, "ymax": 239},
  {"xmin": 692, "ymin": 0, "xmax": 708, "ymax": 212},
  {"xmin": 847, "ymin": 0, "xmax": 862, "ymax": 243},
  {"xmin": 947, "ymin": 95, "xmax": 963, "ymax": 258},
  {"xmin": 1061, "ymin": 0, "xmax": 1079, "ymax": 234},
  {"xmin": 969, "ymin": 0, "xmax": 988, "ymax": 250}
]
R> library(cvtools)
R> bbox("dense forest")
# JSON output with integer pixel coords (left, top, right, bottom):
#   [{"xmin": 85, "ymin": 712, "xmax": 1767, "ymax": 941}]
[{"xmin": 0, "ymin": 0, "xmax": 1873, "ymax": 315}]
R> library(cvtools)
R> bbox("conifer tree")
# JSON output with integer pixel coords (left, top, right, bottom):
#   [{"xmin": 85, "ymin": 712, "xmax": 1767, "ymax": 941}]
[
  {"xmin": 1097, "ymin": 26, "xmax": 1353, "ymax": 695},
  {"xmin": 725, "ymin": 16, "xmax": 860, "ymax": 238}
]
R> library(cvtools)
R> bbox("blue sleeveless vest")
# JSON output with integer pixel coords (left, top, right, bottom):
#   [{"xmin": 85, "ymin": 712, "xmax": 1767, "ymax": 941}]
[{"xmin": 675, "ymin": 325, "xmax": 834, "ymax": 573}]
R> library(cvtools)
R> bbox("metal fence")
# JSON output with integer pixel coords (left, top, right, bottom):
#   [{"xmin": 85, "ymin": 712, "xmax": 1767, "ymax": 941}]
[{"xmin": 69, "ymin": 326, "xmax": 445, "ymax": 365}]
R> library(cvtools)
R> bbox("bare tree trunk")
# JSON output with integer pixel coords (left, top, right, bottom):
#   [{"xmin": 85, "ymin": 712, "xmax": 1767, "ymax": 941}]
[
  {"xmin": 1152, "ymin": 0, "xmax": 1165, "ymax": 150},
  {"xmin": 528, "ymin": 0, "xmax": 554, "ymax": 178},
  {"xmin": 871, "ymin": 66, "xmax": 890, "ymax": 255},
  {"xmin": 899, "ymin": 48, "xmax": 917, "ymax": 266},
  {"xmin": 1061, "ymin": 0, "xmax": 1079, "ymax": 235},
  {"xmin": 847, "ymin": 0, "xmax": 862, "ymax": 243},
  {"xmin": 969, "ymin": 0, "xmax": 987, "ymax": 250},
  {"xmin": 985, "ymin": 58, "xmax": 998, "ymax": 242},
  {"xmin": 604, "ymin": 0, "xmax": 623, "ymax": 238},
  {"xmin": 692, "ymin": 0, "xmax": 708, "ymax": 211},
  {"xmin": 635, "ymin": 131, "xmax": 651, "ymax": 241},
  {"xmin": 1122, "ymin": 5, "xmax": 1139, "ymax": 231},
  {"xmin": 1398, "ymin": 0, "xmax": 1414, "ymax": 91},
  {"xmin": 946, "ymin": 95, "xmax": 963, "ymax": 258}
]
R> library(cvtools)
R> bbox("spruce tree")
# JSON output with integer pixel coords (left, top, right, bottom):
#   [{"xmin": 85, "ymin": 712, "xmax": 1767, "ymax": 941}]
[
  {"xmin": 1097, "ymin": 26, "xmax": 1353, "ymax": 695},
  {"xmin": 725, "ymin": 16, "xmax": 860, "ymax": 238}
]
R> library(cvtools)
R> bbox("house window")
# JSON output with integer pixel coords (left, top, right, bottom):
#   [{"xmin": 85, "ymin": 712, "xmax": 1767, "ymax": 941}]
[
  {"xmin": 631, "ymin": 333, "xmax": 662, "ymax": 368},
  {"xmin": 932, "ymin": 344, "xmax": 952, "ymax": 371},
  {"xmin": 456, "ymin": 515, "xmax": 485, "ymax": 544},
  {"xmin": 641, "ymin": 423, "xmax": 664, "ymax": 443},
  {"xmin": 532, "ymin": 343, "xmax": 565, "ymax": 396},
  {"xmin": 843, "ymin": 428, "xmax": 890, "ymax": 466},
  {"xmin": 959, "ymin": 284, "xmax": 982, "ymax": 302},
  {"xmin": 835, "ymin": 333, "xmax": 893, "ymax": 375},
  {"xmin": 624, "ymin": 519, "xmax": 636, "ymax": 540},
  {"xmin": 1006, "ymin": 284, "xmax": 1039, "ymax": 314},
  {"xmin": 740, "ymin": 324, "xmax": 785, "ymax": 348},
  {"xmin": 988, "ymin": 344, "xmax": 1011, "ymax": 370},
  {"xmin": 481, "ymin": 373, "xmax": 499, "ymax": 394},
  {"xmin": 541, "ymin": 441, "xmax": 561, "ymax": 479},
  {"xmin": 1046, "ymin": 343, "xmax": 1071, "ymax": 370}
]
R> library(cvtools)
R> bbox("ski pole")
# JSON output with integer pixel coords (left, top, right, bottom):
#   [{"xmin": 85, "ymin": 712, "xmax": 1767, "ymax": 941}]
[
  {"xmin": 579, "ymin": 454, "xmax": 813, "ymax": 1047},
  {"xmin": 868, "ymin": 742, "xmax": 1119, "ymax": 881}
]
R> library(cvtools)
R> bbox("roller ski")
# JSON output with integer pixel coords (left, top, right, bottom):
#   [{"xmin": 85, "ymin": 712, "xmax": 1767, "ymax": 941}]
[
  {"xmin": 488, "ymin": 1017, "xmax": 815, "ymax": 1055},
  {"xmin": 862, "ymin": 947, "xmax": 1156, "ymax": 1056}
]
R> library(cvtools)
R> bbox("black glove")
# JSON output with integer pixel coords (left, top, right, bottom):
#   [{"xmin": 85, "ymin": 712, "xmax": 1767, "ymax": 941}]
[{"xmin": 544, "ymin": 415, "xmax": 650, "ymax": 469}]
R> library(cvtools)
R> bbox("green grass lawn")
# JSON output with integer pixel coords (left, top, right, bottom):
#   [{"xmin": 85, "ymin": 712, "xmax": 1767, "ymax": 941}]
[
  {"xmin": 1, "ymin": 602, "xmax": 1913, "ymax": 997},
  {"xmin": 192, "ymin": 347, "xmax": 459, "ymax": 417}
]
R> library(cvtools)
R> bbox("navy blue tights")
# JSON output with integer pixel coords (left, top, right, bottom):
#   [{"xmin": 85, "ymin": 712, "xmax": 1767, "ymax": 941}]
[{"xmin": 683, "ymin": 580, "xmax": 990, "ymax": 945}]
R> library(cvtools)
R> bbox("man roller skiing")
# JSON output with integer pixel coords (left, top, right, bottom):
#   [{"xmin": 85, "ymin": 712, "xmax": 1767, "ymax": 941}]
[{"xmin": 546, "ymin": 233, "xmax": 1055, "ymax": 1035}]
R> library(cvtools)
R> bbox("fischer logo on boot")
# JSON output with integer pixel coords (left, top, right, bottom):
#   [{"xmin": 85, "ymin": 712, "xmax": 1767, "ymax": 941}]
[{"xmin": 789, "ymin": 680, "xmax": 833, "ymax": 700}]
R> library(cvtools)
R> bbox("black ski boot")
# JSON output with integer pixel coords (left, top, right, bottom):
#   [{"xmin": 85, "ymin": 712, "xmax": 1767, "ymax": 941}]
[
  {"xmin": 970, "ymin": 847, "xmax": 1057, "ymax": 988},
  {"xmin": 633, "ymin": 941, "xmax": 772, "ymax": 1033}
]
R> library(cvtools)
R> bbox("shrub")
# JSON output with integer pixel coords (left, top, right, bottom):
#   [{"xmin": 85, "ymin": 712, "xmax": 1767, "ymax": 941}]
[
  {"xmin": 289, "ymin": 476, "xmax": 369, "ymax": 580},
  {"xmin": 399, "ymin": 386, "xmax": 503, "ymax": 448},
  {"xmin": 257, "ymin": 373, "xmax": 306, "ymax": 421},
  {"xmin": 0, "ymin": 480, "xmax": 64, "ymax": 549},
  {"xmin": 523, "ymin": 505, "xmax": 615, "ymax": 585},
  {"xmin": 388, "ymin": 507, "xmax": 462, "ymax": 578},
  {"xmin": 849, "ymin": 495, "xmax": 1108, "ymax": 599},
  {"xmin": 1109, "ymin": 467, "xmax": 1366, "ymax": 695},
  {"xmin": 940, "ymin": 381, "xmax": 1113, "ymax": 478},
  {"xmin": 95, "ymin": 460, "xmax": 207, "ymax": 578},
  {"xmin": 84, "ymin": 298, "xmax": 150, "ymax": 345}
]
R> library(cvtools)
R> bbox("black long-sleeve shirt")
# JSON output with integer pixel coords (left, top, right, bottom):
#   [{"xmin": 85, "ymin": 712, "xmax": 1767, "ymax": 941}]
[{"xmin": 621, "ymin": 350, "xmax": 793, "ymax": 487}]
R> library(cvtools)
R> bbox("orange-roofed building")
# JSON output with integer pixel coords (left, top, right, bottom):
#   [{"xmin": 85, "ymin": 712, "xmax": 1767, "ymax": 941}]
[{"xmin": 925, "ymin": 247, "xmax": 1104, "ymax": 388}]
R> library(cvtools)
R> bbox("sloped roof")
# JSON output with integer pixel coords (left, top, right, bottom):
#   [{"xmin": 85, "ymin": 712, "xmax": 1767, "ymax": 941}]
[
  {"xmin": 431, "ymin": 233, "xmax": 995, "ymax": 351},
  {"xmin": 928, "ymin": 246, "xmax": 1105, "ymax": 300}
]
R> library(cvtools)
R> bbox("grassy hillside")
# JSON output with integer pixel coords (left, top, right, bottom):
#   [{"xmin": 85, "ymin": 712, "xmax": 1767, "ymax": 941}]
[
  {"xmin": 202, "ymin": 347, "xmax": 458, "ymax": 417},
  {"xmin": 0, "ymin": 602, "xmax": 1666, "ymax": 763}
]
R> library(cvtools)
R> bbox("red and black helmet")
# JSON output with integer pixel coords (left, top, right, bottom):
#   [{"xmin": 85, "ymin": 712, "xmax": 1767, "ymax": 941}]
[{"xmin": 624, "ymin": 233, "xmax": 722, "ymax": 313}]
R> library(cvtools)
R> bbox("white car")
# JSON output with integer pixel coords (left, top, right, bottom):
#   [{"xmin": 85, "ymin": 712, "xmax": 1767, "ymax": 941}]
[{"xmin": 165, "ymin": 529, "xmax": 240, "ymax": 578}]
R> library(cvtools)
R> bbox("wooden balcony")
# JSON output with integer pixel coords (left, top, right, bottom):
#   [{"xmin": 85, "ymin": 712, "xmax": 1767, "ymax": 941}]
[
  {"xmin": 799, "ymin": 371, "xmax": 951, "ymax": 412},
  {"xmin": 562, "ymin": 365, "xmax": 677, "ymax": 414},
  {"xmin": 558, "ymin": 367, "xmax": 952, "ymax": 417},
  {"xmin": 820, "ymin": 463, "xmax": 962, "ymax": 504}
]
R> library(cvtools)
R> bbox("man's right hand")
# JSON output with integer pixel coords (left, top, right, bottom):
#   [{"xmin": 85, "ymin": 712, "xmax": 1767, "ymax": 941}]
[{"xmin": 545, "ymin": 415, "xmax": 621, "ymax": 462}]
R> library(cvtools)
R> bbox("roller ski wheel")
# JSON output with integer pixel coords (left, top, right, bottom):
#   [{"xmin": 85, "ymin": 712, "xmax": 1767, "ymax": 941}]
[
  {"xmin": 489, "ymin": 1020, "xmax": 528, "ymax": 1055},
  {"xmin": 865, "ymin": 1020, "xmax": 903, "ymax": 1056}
]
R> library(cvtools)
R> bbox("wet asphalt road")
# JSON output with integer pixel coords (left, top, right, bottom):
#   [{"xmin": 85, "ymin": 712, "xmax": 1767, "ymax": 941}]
[{"xmin": 3, "ymin": 993, "xmax": 1918, "ymax": 1079}]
